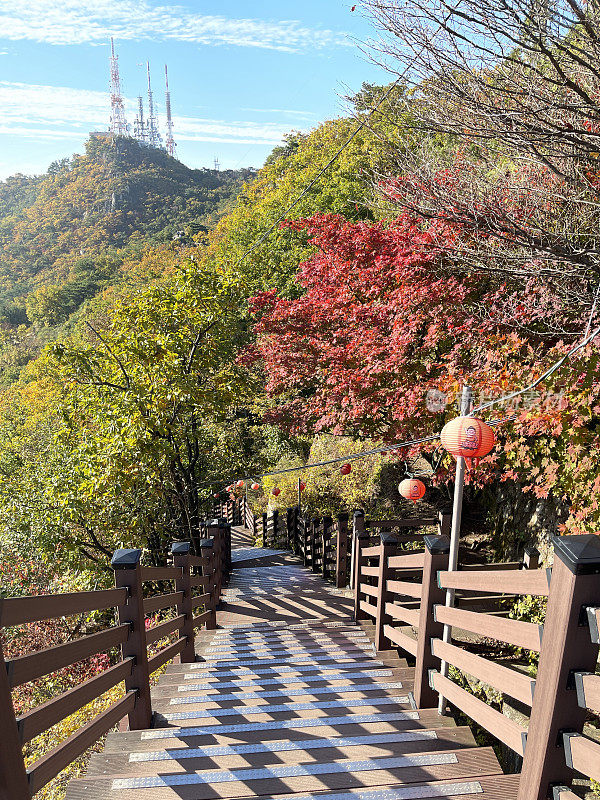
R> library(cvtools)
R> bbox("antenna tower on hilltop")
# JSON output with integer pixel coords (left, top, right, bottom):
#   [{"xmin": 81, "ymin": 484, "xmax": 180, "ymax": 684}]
[
  {"xmin": 214, "ymin": 157, "xmax": 220, "ymax": 171},
  {"xmin": 109, "ymin": 38, "xmax": 129, "ymax": 136},
  {"xmin": 133, "ymin": 96, "xmax": 147, "ymax": 143},
  {"xmin": 164, "ymin": 65, "xmax": 176, "ymax": 157},
  {"xmin": 146, "ymin": 62, "xmax": 162, "ymax": 148}
]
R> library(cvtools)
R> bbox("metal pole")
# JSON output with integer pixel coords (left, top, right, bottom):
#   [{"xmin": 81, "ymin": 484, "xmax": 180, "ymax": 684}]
[
  {"xmin": 438, "ymin": 384, "xmax": 471, "ymax": 714},
  {"xmin": 297, "ymin": 476, "xmax": 301, "ymax": 516}
]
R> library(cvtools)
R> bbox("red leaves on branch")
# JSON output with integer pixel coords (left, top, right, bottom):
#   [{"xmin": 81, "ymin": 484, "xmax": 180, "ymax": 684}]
[{"xmin": 251, "ymin": 213, "xmax": 485, "ymax": 439}]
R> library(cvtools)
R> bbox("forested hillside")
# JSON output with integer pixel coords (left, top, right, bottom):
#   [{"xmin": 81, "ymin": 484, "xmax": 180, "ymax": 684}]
[{"xmin": 0, "ymin": 136, "xmax": 253, "ymax": 330}]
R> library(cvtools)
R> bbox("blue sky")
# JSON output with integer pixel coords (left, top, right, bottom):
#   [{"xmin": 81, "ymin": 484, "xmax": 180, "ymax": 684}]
[{"xmin": 0, "ymin": 1, "xmax": 389, "ymax": 180}]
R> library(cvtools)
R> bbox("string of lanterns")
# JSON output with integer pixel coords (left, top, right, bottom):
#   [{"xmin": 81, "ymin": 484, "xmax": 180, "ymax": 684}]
[{"xmin": 216, "ymin": 415, "xmax": 496, "ymax": 503}]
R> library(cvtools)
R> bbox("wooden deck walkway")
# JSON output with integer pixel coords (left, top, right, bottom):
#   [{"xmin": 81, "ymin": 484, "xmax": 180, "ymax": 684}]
[{"xmin": 65, "ymin": 525, "xmax": 518, "ymax": 800}]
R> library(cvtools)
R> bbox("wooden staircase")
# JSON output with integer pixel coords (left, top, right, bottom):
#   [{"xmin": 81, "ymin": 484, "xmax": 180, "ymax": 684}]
[{"xmin": 65, "ymin": 533, "xmax": 518, "ymax": 800}]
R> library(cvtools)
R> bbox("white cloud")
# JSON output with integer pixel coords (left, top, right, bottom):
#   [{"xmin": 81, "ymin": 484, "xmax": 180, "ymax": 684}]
[
  {"xmin": 0, "ymin": 1, "xmax": 349, "ymax": 52},
  {"xmin": 0, "ymin": 80, "xmax": 307, "ymax": 148}
]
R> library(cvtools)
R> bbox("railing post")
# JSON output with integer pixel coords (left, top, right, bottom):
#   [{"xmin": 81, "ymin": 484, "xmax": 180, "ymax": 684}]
[
  {"xmin": 375, "ymin": 532, "xmax": 398, "ymax": 651},
  {"xmin": 517, "ymin": 535, "xmax": 600, "ymax": 800},
  {"xmin": 198, "ymin": 538, "xmax": 217, "ymax": 627},
  {"xmin": 322, "ymin": 516, "xmax": 333, "ymax": 580},
  {"xmin": 302, "ymin": 515, "xmax": 309, "ymax": 565},
  {"xmin": 413, "ymin": 534, "xmax": 451, "ymax": 708},
  {"xmin": 353, "ymin": 512, "xmax": 370, "ymax": 622},
  {"xmin": 112, "ymin": 548, "xmax": 153, "ymax": 730},
  {"xmin": 205, "ymin": 520, "xmax": 224, "ymax": 601},
  {"xmin": 523, "ymin": 545, "xmax": 540, "ymax": 570},
  {"xmin": 286, "ymin": 508, "xmax": 294, "ymax": 550},
  {"xmin": 260, "ymin": 512, "xmax": 266, "ymax": 546},
  {"xmin": 336, "ymin": 512, "xmax": 349, "ymax": 588},
  {"xmin": 171, "ymin": 541, "xmax": 195, "ymax": 663},
  {"xmin": 310, "ymin": 517, "xmax": 320, "ymax": 573},
  {"xmin": 294, "ymin": 506, "xmax": 300, "ymax": 554},
  {"xmin": 272, "ymin": 509, "xmax": 279, "ymax": 549},
  {"xmin": 0, "ymin": 638, "xmax": 29, "ymax": 800},
  {"xmin": 351, "ymin": 509, "xmax": 366, "ymax": 591},
  {"xmin": 437, "ymin": 510, "xmax": 451, "ymax": 537}
]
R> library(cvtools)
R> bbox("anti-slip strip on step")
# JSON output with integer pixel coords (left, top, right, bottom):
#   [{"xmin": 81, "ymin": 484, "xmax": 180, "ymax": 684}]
[
  {"xmin": 220, "ymin": 621, "xmax": 352, "ymax": 629},
  {"xmin": 183, "ymin": 661, "xmax": 391, "ymax": 682},
  {"xmin": 140, "ymin": 710, "xmax": 421, "ymax": 739},
  {"xmin": 129, "ymin": 730, "xmax": 439, "ymax": 762},
  {"xmin": 111, "ymin": 752, "xmax": 460, "ymax": 790},
  {"xmin": 179, "ymin": 670, "xmax": 395, "ymax": 689},
  {"xmin": 204, "ymin": 645, "xmax": 374, "ymax": 657},
  {"xmin": 168, "ymin": 682, "xmax": 406, "ymax": 705},
  {"xmin": 193, "ymin": 655, "xmax": 376, "ymax": 668},
  {"xmin": 184, "ymin": 662, "xmax": 386, "ymax": 676},
  {"xmin": 208, "ymin": 632, "xmax": 368, "ymax": 643},
  {"xmin": 160, "ymin": 696, "xmax": 411, "ymax": 720},
  {"xmin": 209, "ymin": 631, "xmax": 366, "ymax": 641}
]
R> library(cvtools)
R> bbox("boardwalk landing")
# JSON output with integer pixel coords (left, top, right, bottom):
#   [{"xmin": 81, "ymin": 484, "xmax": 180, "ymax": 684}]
[{"xmin": 65, "ymin": 526, "xmax": 518, "ymax": 800}]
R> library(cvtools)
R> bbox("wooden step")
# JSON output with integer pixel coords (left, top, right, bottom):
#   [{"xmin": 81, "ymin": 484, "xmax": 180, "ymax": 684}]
[
  {"xmin": 102, "ymin": 709, "xmax": 459, "ymax": 752},
  {"xmin": 153, "ymin": 669, "xmax": 414, "ymax": 693},
  {"xmin": 152, "ymin": 683, "xmax": 412, "ymax": 709},
  {"xmin": 87, "ymin": 727, "xmax": 476, "ymax": 775},
  {"xmin": 67, "ymin": 774, "xmax": 520, "ymax": 800},
  {"xmin": 64, "ymin": 747, "xmax": 505, "ymax": 798},
  {"xmin": 154, "ymin": 694, "xmax": 418, "ymax": 725}
]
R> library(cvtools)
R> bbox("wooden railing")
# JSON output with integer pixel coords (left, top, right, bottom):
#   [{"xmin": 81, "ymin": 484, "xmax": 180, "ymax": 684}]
[
  {"xmin": 0, "ymin": 528, "xmax": 230, "ymax": 800},
  {"xmin": 352, "ymin": 530, "xmax": 600, "ymax": 800}
]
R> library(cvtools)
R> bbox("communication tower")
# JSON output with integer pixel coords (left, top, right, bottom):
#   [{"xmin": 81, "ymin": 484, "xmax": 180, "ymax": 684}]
[
  {"xmin": 109, "ymin": 38, "xmax": 129, "ymax": 136},
  {"xmin": 133, "ymin": 96, "xmax": 147, "ymax": 144},
  {"xmin": 146, "ymin": 62, "xmax": 163, "ymax": 149},
  {"xmin": 164, "ymin": 65, "xmax": 176, "ymax": 157}
]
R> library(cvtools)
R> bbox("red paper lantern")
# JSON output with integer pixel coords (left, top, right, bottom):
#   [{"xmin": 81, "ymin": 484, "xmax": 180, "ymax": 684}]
[
  {"xmin": 441, "ymin": 416, "xmax": 495, "ymax": 466},
  {"xmin": 299, "ymin": 481, "xmax": 306, "ymax": 492},
  {"xmin": 398, "ymin": 478, "xmax": 426, "ymax": 500},
  {"xmin": 272, "ymin": 487, "xmax": 281, "ymax": 497},
  {"xmin": 235, "ymin": 479, "xmax": 245, "ymax": 489},
  {"xmin": 340, "ymin": 463, "xmax": 352, "ymax": 475},
  {"xmin": 251, "ymin": 482, "xmax": 260, "ymax": 491}
]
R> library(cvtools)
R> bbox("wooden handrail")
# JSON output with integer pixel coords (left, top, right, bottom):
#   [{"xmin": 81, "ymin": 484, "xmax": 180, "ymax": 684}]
[
  {"xmin": 27, "ymin": 691, "xmax": 136, "ymax": 795},
  {"xmin": 429, "ymin": 671, "xmax": 526, "ymax": 755},
  {"xmin": 140, "ymin": 566, "xmax": 181, "ymax": 582},
  {"xmin": 145, "ymin": 614, "xmax": 185, "ymax": 646},
  {"xmin": 431, "ymin": 638, "xmax": 535, "ymax": 706},
  {"xmin": 147, "ymin": 637, "xmax": 187, "ymax": 674},
  {"xmin": 574, "ymin": 670, "xmax": 600, "ymax": 714},
  {"xmin": 17, "ymin": 657, "xmax": 134, "ymax": 744},
  {"xmin": 0, "ymin": 587, "xmax": 128, "ymax": 627},
  {"xmin": 387, "ymin": 579, "xmax": 422, "ymax": 599},
  {"xmin": 434, "ymin": 604, "xmax": 543, "ymax": 651},
  {"xmin": 7, "ymin": 623, "xmax": 130, "ymax": 688},
  {"xmin": 438, "ymin": 567, "xmax": 550, "ymax": 596},
  {"xmin": 143, "ymin": 591, "xmax": 184, "ymax": 615},
  {"xmin": 563, "ymin": 732, "xmax": 600, "ymax": 783},
  {"xmin": 388, "ymin": 552, "xmax": 425, "ymax": 569},
  {"xmin": 385, "ymin": 601, "xmax": 420, "ymax": 627}
]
